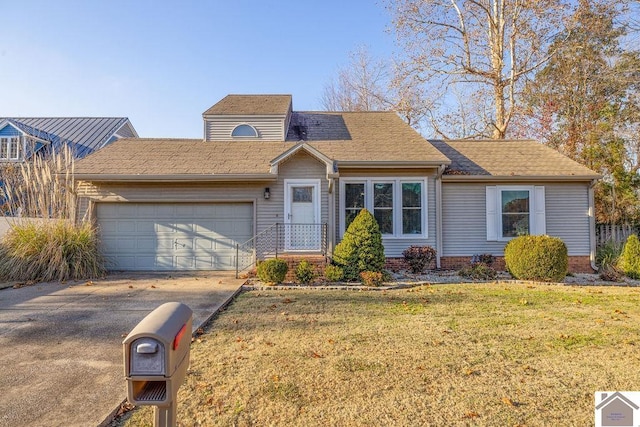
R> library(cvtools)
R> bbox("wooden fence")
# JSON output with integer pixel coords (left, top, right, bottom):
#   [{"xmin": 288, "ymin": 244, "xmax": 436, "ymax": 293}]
[{"xmin": 596, "ymin": 224, "xmax": 640, "ymax": 247}]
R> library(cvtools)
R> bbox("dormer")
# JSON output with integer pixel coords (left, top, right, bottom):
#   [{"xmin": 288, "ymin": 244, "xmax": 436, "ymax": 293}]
[{"xmin": 202, "ymin": 94, "xmax": 292, "ymax": 141}]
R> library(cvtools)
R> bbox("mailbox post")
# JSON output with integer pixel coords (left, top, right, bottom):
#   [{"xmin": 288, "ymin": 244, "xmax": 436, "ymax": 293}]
[{"xmin": 123, "ymin": 302, "xmax": 193, "ymax": 427}]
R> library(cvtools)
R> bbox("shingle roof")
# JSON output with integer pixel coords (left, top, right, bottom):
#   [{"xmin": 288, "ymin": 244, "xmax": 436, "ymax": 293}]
[
  {"xmin": 74, "ymin": 111, "xmax": 450, "ymax": 179},
  {"xmin": 203, "ymin": 95, "xmax": 292, "ymax": 116},
  {"xmin": 75, "ymin": 139, "xmax": 291, "ymax": 176},
  {"xmin": 431, "ymin": 140, "xmax": 600, "ymax": 179},
  {"xmin": 2, "ymin": 117, "xmax": 136, "ymax": 158}
]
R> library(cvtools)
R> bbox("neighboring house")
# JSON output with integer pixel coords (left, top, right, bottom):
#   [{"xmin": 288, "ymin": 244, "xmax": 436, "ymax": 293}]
[
  {"xmin": 73, "ymin": 94, "xmax": 600, "ymax": 273},
  {"xmin": 0, "ymin": 117, "xmax": 138, "ymax": 163}
]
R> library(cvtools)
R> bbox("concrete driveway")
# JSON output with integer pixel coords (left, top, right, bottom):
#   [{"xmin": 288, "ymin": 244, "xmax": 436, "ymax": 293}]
[{"xmin": 0, "ymin": 272, "xmax": 245, "ymax": 427}]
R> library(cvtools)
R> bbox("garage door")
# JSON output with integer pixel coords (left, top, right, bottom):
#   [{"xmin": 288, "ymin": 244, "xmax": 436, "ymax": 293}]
[{"xmin": 97, "ymin": 202, "xmax": 253, "ymax": 271}]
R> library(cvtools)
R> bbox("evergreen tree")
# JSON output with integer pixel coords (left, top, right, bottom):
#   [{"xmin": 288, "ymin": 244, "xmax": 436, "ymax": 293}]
[{"xmin": 332, "ymin": 209, "xmax": 385, "ymax": 281}]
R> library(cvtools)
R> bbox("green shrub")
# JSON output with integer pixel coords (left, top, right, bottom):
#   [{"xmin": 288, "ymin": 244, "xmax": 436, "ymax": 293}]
[
  {"xmin": 402, "ymin": 246, "xmax": 436, "ymax": 274},
  {"xmin": 294, "ymin": 259, "xmax": 316, "ymax": 284},
  {"xmin": 256, "ymin": 258, "xmax": 288, "ymax": 284},
  {"xmin": 459, "ymin": 264, "xmax": 498, "ymax": 280},
  {"xmin": 360, "ymin": 271, "xmax": 384, "ymax": 287},
  {"xmin": 324, "ymin": 265, "xmax": 344, "ymax": 282},
  {"xmin": 332, "ymin": 209, "xmax": 385, "ymax": 281},
  {"xmin": 618, "ymin": 234, "xmax": 640, "ymax": 279},
  {"xmin": 504, "ymin": 235, "xmax": 568, "ymax": 282},
  {"xmin": 0, "ymin": 219, "xmax": 105, "ymax": 282}
]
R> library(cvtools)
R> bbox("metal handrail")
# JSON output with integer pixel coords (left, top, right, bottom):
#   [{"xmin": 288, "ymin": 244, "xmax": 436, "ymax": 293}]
[{"xmin": 235, "ymin": 223, "xmax": 327, "ymax": 278}]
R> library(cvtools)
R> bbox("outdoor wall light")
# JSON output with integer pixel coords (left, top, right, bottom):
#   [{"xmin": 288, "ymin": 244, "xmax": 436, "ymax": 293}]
[{"xmin": 264, "ymin": 188, "xmax": 270, "ymax": 199}]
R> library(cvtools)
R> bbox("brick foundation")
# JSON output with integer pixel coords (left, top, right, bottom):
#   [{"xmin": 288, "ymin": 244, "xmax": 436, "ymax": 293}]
[
  {"xmin": 439, "ymin": 256, "xmax": 595, "ymax": 273},
  {"xmin": 277, "ymin": 255, "xmax": 328, "ymax": 281}
]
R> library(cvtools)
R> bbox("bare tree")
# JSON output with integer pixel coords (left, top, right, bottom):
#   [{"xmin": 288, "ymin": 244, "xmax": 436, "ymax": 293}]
[
  {"xmin": 321, "ymin": 47, "xmax": 390, "ymax": 112},
  {"xmin": 321, "ymin": 46, "xmax": 432, "ymax": 130},
  {"xmin": 389, "ymin": 0, "xmax": 571, "ymax": 139}
]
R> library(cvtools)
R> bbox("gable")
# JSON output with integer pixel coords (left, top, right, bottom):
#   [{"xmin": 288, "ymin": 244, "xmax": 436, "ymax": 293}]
[
  {"xmin": 0, "ymin": 122, "xmax": 23, "ymax": 137},
  {"xmin": 203, "ymin": 95, "xmax": 293, "ymax": 142}
]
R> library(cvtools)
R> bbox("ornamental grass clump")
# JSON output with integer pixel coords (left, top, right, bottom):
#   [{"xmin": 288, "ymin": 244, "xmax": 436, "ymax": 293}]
[
  {"xmin": 332, "ymin": 209, "xmax": 385, "ymax": 281},
  {"xmin": 504, "ymin": 235, "xmax": 568, "ymax": 282},
  {"xmin": 618, "ymin": 234, "xmax": 640, "ymax": 279},
  {"xmin": 0, "ymin": 219, "xmax": 105, "ymax": 282}
]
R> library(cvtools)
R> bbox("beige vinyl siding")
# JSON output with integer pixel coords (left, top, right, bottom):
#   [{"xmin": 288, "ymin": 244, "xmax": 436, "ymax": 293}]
[
  {"xmin": 441, "ymin": 182, "xmax": 592, "ymax": 256},
  {"xmin": 205, "ymin": 116, "xmax": 286, "ymax": 141},
  {"xmin": 77, "ymin": 150, "xmax": 329, "ymax": 248},
  {"xmin": 272, "ymin": 151, "xmax": 329, "ymax": 224},
  {"xmin": 334, "ymin": 169, "xmax": 438, "ymax": 258}
]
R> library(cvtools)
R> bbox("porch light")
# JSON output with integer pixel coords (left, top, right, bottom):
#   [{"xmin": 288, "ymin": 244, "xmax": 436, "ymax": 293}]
[{"xmin": 264, "ymin": 188, "xmax": 270, "ymax": 199}]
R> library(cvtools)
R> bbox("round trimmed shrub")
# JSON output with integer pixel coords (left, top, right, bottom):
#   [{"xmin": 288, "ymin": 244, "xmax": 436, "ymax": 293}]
[
  {"xmin": 256, "ymin": 258, "xmax": 288, "ymax": 284},
  {"xmin": 618, "ymin": 234, "xmax": 640, "ymax": 279},
  {"xmin": 332, "ymin": 209, "xmax": 385, "ymax": 281},
  {"xmin": 295, "ymin": 259, "xmax": 316, "ymax": 284},
  {"xmin": 324, "ymin": 264, "xmax": 344, "ymax": 282},
  {"xmin": 504, "ymin": 235, "xmax": 568, "ymax": 282}
]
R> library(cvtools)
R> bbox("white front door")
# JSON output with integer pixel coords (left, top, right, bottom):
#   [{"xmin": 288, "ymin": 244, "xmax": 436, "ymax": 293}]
[{"xmin": 284, "ymin": 179, "xmax": 321, "ymax": 251}]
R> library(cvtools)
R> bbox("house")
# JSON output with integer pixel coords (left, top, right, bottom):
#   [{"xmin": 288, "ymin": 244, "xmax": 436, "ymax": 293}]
[
  {"xmin": 0, "ymin": 117, "xmax": 138, "ymax": 215},
  {"xmin": 72, "ymin": 94, "xmax": 600, "ymax": 273},
  {"xmin": 0, "ymin": 117, "xmax": 138, "ymax": 163}
]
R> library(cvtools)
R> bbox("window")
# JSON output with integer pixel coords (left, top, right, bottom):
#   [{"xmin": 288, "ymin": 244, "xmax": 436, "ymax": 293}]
[
  {"xmin": 501, "ymin": 190, "xmax": 530, "ymax": 237},
  {"xmin": 341, "ymin": 179, "xmax": 427, "ymax": 237},
  {"xmin": 486, "ymin": 186, "xmax": 546, "ymax": 241},
  {"xmin": 231, "ymin": 124, "xmax": 258, "ymax": 138},
  {"xmin": 344, "ymin": 182, "xmax": 365, "ymax": 230},
  {"xmin": 402, "ymin": 182, "xmax": 422, "ymax": 235},
  {"xmin": 0, "ymin": 137, "xmax": 20, "ymax": 160},
  {"xmin": 293, "ymin": 186, "xmax": 313, "ymax": 203},
  {"xmin": 374, "ymin": 183, "xmax": 394, "ymax": 234}
]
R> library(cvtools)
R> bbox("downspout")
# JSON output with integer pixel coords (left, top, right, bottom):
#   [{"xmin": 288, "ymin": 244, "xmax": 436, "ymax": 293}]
[
  {"xmin": 588, "ymin": 179, "xmax": 598, "ymax": 272},
  {"xmin": 435, "ymin": 165, "xmax": 446, "ymax": 269},
  {"xmin": 327, "ymin": 177, "xmax": 335, "ymax": 257}
]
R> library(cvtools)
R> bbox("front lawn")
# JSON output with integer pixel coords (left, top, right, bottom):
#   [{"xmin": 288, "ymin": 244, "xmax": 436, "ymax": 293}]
[{"xmin": 122, "ymin": 283, "xmax": 640, "ymax": 426}]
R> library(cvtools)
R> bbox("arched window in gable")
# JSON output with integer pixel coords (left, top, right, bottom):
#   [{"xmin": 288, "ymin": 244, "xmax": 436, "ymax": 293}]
[{"xmin": 231, "ymin": 124, "xmax": 258, "ymax": 138}]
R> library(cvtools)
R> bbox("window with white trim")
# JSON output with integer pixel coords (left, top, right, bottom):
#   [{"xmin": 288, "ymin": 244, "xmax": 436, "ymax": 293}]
[
  {"xmin": 231, "ymin": 124, "xmax": 258, "ymax": 138},
  {"xmin": 0, "ymin": 137, "xmax": 20, "ymax": 160},
  {"xmin": 341, "ymin": 178, "xmax": 427, "ymax": 238},
  {"xmin": 486, "ymin": 185, "xmax": 546, "ymax": 241}
]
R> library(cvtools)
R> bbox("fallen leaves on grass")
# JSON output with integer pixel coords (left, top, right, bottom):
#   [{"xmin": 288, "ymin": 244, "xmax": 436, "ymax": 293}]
[{"xmin": 502, "ymin": 397, "xmax": 520, "ymax": 407}]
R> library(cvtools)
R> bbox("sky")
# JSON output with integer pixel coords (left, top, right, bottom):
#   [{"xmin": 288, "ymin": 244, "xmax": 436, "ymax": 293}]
[{"xmin": 0, "ymin": 1, "xmax": 395, "ymax": 138}]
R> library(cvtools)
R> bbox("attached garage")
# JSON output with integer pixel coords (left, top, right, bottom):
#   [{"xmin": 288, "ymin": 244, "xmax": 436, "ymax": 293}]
[{"xmin": 97, "ymin": 202, "xmax": 253, "ymax": 271}]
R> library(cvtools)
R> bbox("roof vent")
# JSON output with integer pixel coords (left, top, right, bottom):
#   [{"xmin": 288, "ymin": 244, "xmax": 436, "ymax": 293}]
[{"xmin": 293, "ymin": 125, "xmax": 307, "ymax": 141}]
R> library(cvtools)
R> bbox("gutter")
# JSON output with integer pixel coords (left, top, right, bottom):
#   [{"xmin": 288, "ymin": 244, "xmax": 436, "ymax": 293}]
[
  {"xmin": 442, "ymin": 175, "xmax": 602, "ymax": 183},
  {"xmin": 435, "ymin": 165, "xmax": 446, "ymax": 269},
  {"xmin": 338, "ymin": 160, "xmax": 450, "ymax": 168},
  {"xmin": 73, "ymin": 173, "xmax": 278, "ymax": 183}
]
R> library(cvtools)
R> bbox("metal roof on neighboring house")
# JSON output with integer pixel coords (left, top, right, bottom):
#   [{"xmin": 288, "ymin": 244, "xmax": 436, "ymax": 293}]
[{"xmin": 1, "ymin": 117, "xmax": 138, "ymax": 159}]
